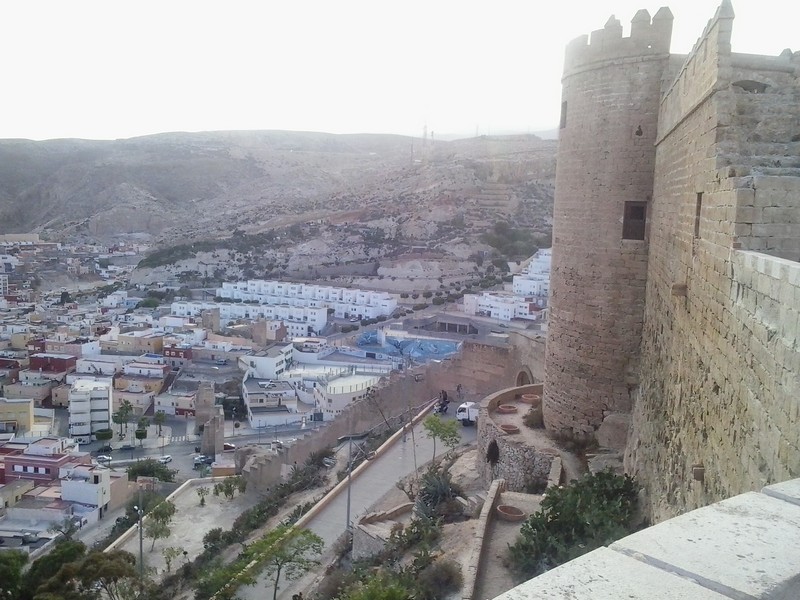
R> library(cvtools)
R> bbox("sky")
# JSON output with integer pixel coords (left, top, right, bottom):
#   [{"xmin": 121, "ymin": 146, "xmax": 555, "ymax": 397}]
[{"xmin": 1, "ymin": 0, "xmax": 797, "ymax": 141}]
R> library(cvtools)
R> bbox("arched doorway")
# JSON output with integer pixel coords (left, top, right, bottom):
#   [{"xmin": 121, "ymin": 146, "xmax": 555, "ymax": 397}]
[{"xmin": 515, "ymin": 368, "xmax": 532, "ymax": 386}]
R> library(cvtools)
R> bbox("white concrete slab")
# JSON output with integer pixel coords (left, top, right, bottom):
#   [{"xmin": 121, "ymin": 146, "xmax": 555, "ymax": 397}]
[
  {"xmin": 492, "ymin": 547, "xmax": 730, "ymax": 600},
  {"xmin": 611, "ymin": 491, "xmax": 800, "ymax": 599},
  {"xmin": 762, "ymin": 479, "xmax": 800, "ymax": 507}
]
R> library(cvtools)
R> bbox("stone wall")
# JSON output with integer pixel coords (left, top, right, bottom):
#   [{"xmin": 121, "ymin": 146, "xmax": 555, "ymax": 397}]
[
  {"xmin": 243, "ymin": 339, "xmax": 545, "ymax": 492},
  {"xmin": 544, "ymin": 9, "xmax": 672, "ymax": 439},
  {"xmin": 476, "ymin": 384, "xmax": 555, "ymax": 491},
  {"xmin": 626, "ymin": 5, "xmax": 800, "ymax": 520}
]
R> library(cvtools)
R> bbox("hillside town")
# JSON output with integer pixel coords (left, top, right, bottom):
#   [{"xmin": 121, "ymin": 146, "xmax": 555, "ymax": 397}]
[{"xmin": 0, "ymin": 223, "xmax": 554, "ymax": 571}]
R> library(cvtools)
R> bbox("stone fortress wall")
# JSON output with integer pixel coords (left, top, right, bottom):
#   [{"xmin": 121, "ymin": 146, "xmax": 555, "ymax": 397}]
[
  {"xmin": 625, "ymin": 2, "xmax": 800, "ymax": 520},
  {"xmin": 545, "ymin": 0, "xmax": 800, "ymax": 521},
  {"xmin": 543, "ymin": 8, "xmax": 673, "ymax": 438}
]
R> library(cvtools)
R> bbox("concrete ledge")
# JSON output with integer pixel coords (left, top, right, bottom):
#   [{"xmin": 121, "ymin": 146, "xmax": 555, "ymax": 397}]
[{"xmin": 461, "ymin": 478, "xmax": 505, "ymax": 600}]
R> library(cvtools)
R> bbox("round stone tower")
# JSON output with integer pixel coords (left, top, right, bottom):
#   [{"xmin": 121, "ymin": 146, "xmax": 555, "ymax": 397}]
[{"xmin": 543, "ymin": 8, "xmax": 673, "ymax": 440}]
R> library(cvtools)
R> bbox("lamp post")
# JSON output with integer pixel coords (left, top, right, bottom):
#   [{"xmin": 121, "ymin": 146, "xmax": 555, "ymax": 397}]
[
  {"xmin": 345, "ymin": 434, "xmax": 353, "ymax": 540},
  {"xmin": 134, "ymin": 487, "xmax": 144, "ymax": 586}
]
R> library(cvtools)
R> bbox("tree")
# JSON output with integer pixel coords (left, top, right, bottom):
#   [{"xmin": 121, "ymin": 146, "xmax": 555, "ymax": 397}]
[
  {"xmin": 153, "ymin": 410, "xmax": 166, "ymax": 437},
  {"xmin": 19, "ymin": 539, "xmax": 86, "ymax": 600},
  {"xmin": 422, "ymin": 415, "xmax": 461, "ymax": 461},
  {"xmin": 197, "ymin": 486, "xmax": 210, "ymax": 506},
  {"xmin": 34, "ymin": 550, "xmax": 137, "ymax": 600},
  {"xmin": 135, "ymin": 427, "xmax": 148, "ymax": 446},
  {"xmin": 94, "ymin": 428, "xmax": 113, "ymax": 442},
  {"xmin": 135, "ymin": 416, "xmax": 149, "ymax": 447},
  {"xmin": 0, "ymin": 550, "xmax": 28, "ymax": 599},
  {"xmin": 162, "ymin": 546, "xmax": 184, "ymax": 572},
  {"xmin": 48, "ymin": 516, "xmax": 79, "ymax": 540},
  {"xmin": 112, "ymin": 412, "xmax": 127, "ymax": 438},
  {"xmin": 127, "ymin": 458, "xmax": 176, "ymax": 482},
  {"xmin": 146, "ymin": 519, "xmax": 170, "ymax": 551},
  {"xmin": 248, "ymin": 526, "xmax": 324, "ymax": 600},
  {"xmin": 115, "ymin": 400, "xmax": 134, "ymax": 436},
  {"xmin": 213, "ymin": 475, "xmax": 245, "ymax": 501},
  {"xmin": 146, "ymin": 500, "xmax": 176, "ymax": 550}
]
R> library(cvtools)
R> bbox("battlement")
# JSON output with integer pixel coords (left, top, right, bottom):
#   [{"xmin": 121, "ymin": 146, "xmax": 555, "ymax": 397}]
[{"xmin": 564, "ymin": 7, "xmax": 673, "ymax": 74}]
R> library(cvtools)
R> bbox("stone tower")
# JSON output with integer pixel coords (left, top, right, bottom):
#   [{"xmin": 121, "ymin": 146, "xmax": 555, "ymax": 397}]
[{"xmin": 543, "ymin": 9, "xmax": 673, "ymax": 439}]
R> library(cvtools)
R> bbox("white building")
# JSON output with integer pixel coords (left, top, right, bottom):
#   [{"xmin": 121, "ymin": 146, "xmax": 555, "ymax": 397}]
[
  {"xmin": 242, "ymin": 377, "xmax": 303, "ymax": 427},
  {"xmin": 60, "ymin": 464, "xmax": 111, "ymax": 516},
  {"xmin": 512, "ymin": 248, "xmax": 552, "ymax": 297},
  {"xmin": 462, "ymin": 248, "xmax": 552, "ymax": 323},
  {"xmin": 313, "ymin": 373, "xmax": 382, "ymax": 421},
  {"xmin": 171, "ymin": 301, "xmax": 328, "ymax": 336},
  {"xmin": 463, "ymin": 291, "xmax": 548, "ymax": 322},
  {"xmin": 68, "ymin": 380, "xmax": 113, "ymax": 442},
  {"xmin": 0, "ymin": 273, "xmax": 8, "ymax": 295},
  {"xmin": 241, "ymin": 343, "xmax": 294, "ymax": 380},
  {"xmin": 215, "ymin": 280, "xmax": 397, "ymax": 320}
]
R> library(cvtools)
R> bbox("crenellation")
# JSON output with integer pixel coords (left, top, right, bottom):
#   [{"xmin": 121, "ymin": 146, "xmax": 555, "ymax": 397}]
[{"xmin": 547, "ymin": 1, "xmax": 800, "ymax": 522}]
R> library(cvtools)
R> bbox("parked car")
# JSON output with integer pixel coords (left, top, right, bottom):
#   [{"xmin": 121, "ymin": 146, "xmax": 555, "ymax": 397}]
[
  {"xmin": 349, "ymin": 317, "xmax": 359, "ymax": 322},
  {"xmin": 158, "ymin": 455, "xmax": 172, "ymax": 464},
  {"xmin": 223, "ymin": 442, "xmax": 236, "ymax": 451},
  {"xmin": 96, "ymin": 455, "xmax": 112, "ymax": 463},
  {"xmin": 215, "ymin": 358, "xmax": 228, "ymax": 365},
  {"xmin": 93, "ymin": 446, "xmax": 113, "ymax": 454},
  {"xmin": 120, "ymin": 444, "xmax": 135, "ymax": 451}
]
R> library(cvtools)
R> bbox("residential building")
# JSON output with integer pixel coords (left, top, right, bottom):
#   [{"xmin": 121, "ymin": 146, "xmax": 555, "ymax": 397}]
[
  {"xmin": 117, "ymin": 328, "xmax": 165, "ymax": 354},
  {"xmin": 3, "ymin": 437, "xmax": 91, "ymax": 484},
  {"xmin": 45, "ymin": 337, "xmax": 101, "ymax": 358},
  {"xmin": 313, "ymin": 372, "xmax": 382, "ymax": 421},
  {"xmin": 171, "ymin": 301, "xmax": 327, "ymax": 337},
  {"xmin": 163, "ymin": 344, "xmax": 192, "ymax": 369},
  {"xmin": 241, "ymin": 343, "xmax": 294, "ymax": 380},
  {"xmin": 0, "ymin": 397, "xmax": 34, "ymax": 437},
  {"xmin": 215, "ymin": 279, "xmax": 397, "ymax": 319},
  {"xmin": 60, "ymin": 464, "xmax": 111, "ymax": 517},
  {"xmin": 0, "ymin": 273, "xmax": 8, "ymax": 296},
  {"xmin": 68, "ymin": 380, "xmax": 113, "ymax": 443},
  {"xmin": 512, "ymin": 248, "xmax": 552, "ymax": 297},
  {"xmin": 242, "ymin": 377, "xmax": 303, "ymax": 427}
]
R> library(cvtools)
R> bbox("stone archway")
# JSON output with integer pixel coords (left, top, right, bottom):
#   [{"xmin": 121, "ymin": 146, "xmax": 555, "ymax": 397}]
[{"xmin": 515, "ymin": 368, "xmax": 533, "ymax": 387}]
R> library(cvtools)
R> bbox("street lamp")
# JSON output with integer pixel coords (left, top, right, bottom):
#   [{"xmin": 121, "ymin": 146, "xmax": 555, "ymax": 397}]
[{"xmin": 133, "ymin": 487, "xmax": 144, "ymax": 586}]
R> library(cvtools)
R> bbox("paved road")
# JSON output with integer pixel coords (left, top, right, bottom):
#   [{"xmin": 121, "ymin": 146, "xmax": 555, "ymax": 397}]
[{"xmin": 239, "ymin": 414, "xmax": 476, "ymax": 600}]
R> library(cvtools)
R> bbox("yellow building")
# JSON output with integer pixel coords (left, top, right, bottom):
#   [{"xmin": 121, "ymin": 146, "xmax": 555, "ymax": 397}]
[{"xmin": 0, "ymin": 397, "xmax": 34, "ymax": 436}]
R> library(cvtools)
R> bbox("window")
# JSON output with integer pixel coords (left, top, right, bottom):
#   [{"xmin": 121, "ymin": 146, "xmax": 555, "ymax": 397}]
[
  {"xmin": 13, "ymin": 464, "xmax": 22, "ymax": 472},
  {"xmin": 622, "ymin": 202, "xmax": 647, "ymax": 240},
  {"xmin": 560, "ymin": 101, "xmax": 567, "ymax": 129},
  {"xmin": 694, "ymin": 193, "xmax": 703, "ymax": 239}
]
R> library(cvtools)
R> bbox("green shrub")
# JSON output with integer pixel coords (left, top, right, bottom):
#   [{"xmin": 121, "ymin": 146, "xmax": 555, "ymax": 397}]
[{"xmin": 508, "ymin": 470, "xmax": 639, "ymax": 578}]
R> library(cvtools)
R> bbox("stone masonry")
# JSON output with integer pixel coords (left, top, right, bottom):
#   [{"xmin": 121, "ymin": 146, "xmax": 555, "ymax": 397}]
[
  {"xmin": 546, "ymin": 1, "xmax": 800, "ymax": 521},
  {"xmin": 544, "ymin": 8, "xmax": 673, "ymax": 439}
]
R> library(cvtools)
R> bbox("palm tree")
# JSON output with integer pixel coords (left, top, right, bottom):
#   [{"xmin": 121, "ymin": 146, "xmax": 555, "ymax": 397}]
[{"xmin": 153, "ymin": 410, "xmax": 166, "ymax": 437}]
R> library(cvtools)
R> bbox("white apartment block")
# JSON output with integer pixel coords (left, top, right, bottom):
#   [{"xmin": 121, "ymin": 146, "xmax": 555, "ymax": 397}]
[
  {"xmin": 242, "ymin": 344, "xmax": 294, "ymax": 380},
  {"xmin": 463, "ymin": 292, "xmax": 548, "ymax": 322},
  {"xmin": 512, "ymin": 248, "xmax": 552, "ymax": 297},
  {"xmin": 171, "ymin": 301, "xmax": 327, "ymax": 336},
  {"xmin": 313, "ymin": 373, "xmax": 381, "ymax": 421},
  {"xmin": 0, "ymin": 273, "xmax": 8, "ymax": 296},
  {"xmin": 68, "ymin": 380, "xmax": 113, "ymax": 443},
  {"xmin": 215, "ymin": 280, "xmax": 397, "ymax": 320}
]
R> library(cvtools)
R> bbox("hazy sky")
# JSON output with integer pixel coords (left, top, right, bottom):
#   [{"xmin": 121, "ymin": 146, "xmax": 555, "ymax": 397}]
[{"xmin": 1, "ymin": 0, "xmax": 797, "ymax": 141}]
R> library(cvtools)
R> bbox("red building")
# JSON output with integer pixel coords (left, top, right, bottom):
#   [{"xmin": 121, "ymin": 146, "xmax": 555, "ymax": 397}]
[
  {"xmin": 163, "ymin": 345, "xmax": 192, "ymax": 368},
  {"xmin": 27, "ymin": 338, "xmax": 46, "ymax": 354},
  {"xmin": 2, "ymin": 438, "xmax": 90, "ymax": 484},
  {"xmin": 29, "ymin": 353, "xmax": 77, "ymax": 374}
]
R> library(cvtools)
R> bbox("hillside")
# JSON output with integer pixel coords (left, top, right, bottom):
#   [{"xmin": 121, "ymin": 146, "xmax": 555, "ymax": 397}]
[{"xmin": 0, "ymin": 130, "xmax": 557, "ymax": 290}]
